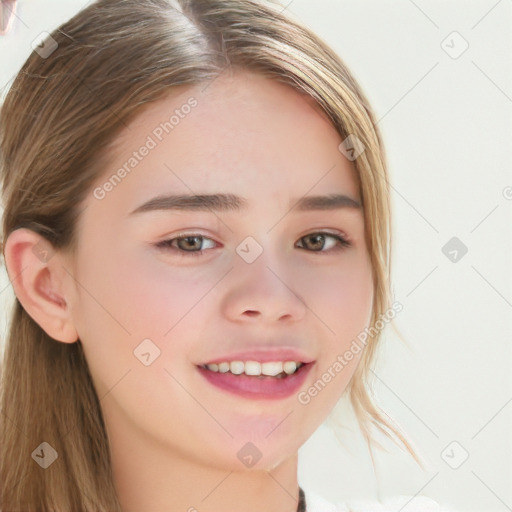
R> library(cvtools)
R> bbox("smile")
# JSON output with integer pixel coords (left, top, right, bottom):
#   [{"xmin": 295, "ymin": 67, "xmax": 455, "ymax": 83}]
[
  {"xmin": 196, "ymin": 360, "xmax": 314, "ymax": 399},
  {"xmin": 201, "ymin": 360, "xmax": 304, "ymax": 377}
]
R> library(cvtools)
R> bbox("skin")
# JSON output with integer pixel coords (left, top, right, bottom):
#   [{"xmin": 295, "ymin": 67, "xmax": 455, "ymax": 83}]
[{"xmin": 5, "ymin": 69, "xmax": 374, "ymax": 512}]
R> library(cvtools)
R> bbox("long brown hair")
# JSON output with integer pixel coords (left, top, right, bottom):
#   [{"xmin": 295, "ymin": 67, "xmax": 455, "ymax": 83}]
[{"xmin": 1, "ymin": 1, "xmax": 422, "ymax": 510}]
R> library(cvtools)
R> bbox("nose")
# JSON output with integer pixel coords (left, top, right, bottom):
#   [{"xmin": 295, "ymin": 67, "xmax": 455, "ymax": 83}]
[{"xmin": 220, "ymin": 247, "xmax": 308, "ymax": 324}]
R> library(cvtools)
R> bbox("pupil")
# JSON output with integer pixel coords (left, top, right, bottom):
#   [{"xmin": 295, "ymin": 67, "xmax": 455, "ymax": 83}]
[
  {"xmin": 181, "ymin": 236, "xmax": 200, "ymax": 250},
  {"xmin": 308, "ymin": 234, "xmax": 324, "ymax": 250}
]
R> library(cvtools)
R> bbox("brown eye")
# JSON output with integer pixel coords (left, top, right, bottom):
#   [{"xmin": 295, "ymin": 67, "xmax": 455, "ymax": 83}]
[
  {"xmin": 154, "ymin": 234, "xmax": 217, "ymax": 256},
  {"xmin": 296, "ymin": 232, "xmax": 351, "ymax": 252},
  {"xmin": 176, "ymin": 236, "xmax": 203, "ymax": 251}
]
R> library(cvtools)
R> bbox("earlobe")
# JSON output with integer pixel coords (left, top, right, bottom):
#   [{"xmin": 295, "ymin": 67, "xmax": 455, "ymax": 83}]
[{"xmin": 3, "ymin": 228, "xmax": 79, "ymax": 344}]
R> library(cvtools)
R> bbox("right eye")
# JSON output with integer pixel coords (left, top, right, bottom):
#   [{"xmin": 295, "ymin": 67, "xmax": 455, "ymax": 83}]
[{"xmin": 154, "ymin": 234, "xmax": 218, "ymax": 257}]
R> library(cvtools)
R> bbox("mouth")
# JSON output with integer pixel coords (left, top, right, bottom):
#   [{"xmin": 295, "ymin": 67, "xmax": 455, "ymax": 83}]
[{"xmin": 196, "ymin": 359, "xmax": 314, "ymax": 399}]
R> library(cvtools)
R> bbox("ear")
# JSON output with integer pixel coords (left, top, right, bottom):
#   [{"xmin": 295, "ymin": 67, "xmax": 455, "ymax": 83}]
[{"xmin": 3, "ymin": 228, "xmax": 79, "ymax": 343}]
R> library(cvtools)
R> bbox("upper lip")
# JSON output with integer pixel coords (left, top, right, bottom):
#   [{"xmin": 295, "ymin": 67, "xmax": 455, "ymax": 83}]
[{"xmin": 199, "ymin": 347, "xmax": 315, "ymax": 365}]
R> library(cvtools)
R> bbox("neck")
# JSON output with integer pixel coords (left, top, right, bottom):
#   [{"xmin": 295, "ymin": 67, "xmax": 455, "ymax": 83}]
[{"xmin": 107, "ymin": 416, "xmax": 302, "ymax": 512}]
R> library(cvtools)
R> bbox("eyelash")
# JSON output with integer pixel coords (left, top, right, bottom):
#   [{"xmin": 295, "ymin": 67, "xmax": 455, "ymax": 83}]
[{"xmin": 154, "ymin": 231, "xmax": 351, "ymax": 257}]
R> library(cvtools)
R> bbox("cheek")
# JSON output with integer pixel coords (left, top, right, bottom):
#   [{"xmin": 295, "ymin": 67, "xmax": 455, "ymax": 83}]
[
  {"xmin": 292, "ymin": 258, "xmax": 373, "ymax": 422},
  {"xmin": 298, "ymin": 252, "xmax": 374, "ymax": 340},
  {"xmin": 69, "ymin": 246, "xmax": 201, "ymax": 393},
  {"xmin": 299, "ymin": 252, "xmax": 373, "ymax": 392},
  {"xmin": 115, "ymin": 255, "xmax": 222, "ymax": 339},
  {"xmin": 332, "ymin": 263, "xmax": 373, "ymax": 334}
]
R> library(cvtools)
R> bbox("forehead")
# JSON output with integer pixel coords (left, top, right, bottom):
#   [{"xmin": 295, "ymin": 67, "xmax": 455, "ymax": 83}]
[{"xmin": 88, "ymin": 69, "xmax": 361, "ymax": 217}]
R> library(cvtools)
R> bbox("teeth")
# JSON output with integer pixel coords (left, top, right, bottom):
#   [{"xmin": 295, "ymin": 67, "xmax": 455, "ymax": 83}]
[
  {"xmin": 261, "ymin": 361, "xmax": 283, "ymax": 376},
  {"xmin": 283, "ymin": 361, "xmax": 297, "ymax": 375},
  {"xmin": 230, "ymin": 361, "xmax": 244, "ymax": 375},
  {"xmin": 204, "ymin": 360, "xmax": 303, "ymax": 376},
  {"xmin": 244, "ymin": 361, "xmax": 261, "ymax": 376},
  {"xmin": 218, "ymin": 362, "xmax": 230, "ymax": 373}
]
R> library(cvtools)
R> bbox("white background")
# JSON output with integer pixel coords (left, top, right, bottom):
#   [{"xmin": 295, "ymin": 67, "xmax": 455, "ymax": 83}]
[{"xmin": 1, "ymin": 1, "xmax": 511, "ymax": 511}]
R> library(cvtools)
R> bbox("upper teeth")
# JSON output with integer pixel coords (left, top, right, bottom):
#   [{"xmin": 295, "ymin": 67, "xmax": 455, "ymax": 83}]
[{"xmin": 204, "ymin": 361, "xmax": 303, "ymax": 376}]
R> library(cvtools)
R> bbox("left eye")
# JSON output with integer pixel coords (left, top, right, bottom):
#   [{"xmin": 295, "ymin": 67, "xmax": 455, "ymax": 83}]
[
  {"xmin": 154, "ymin": 231, "xmax": 351, "ymax": 257},
  {"xmin": 296, "ymin": 232, "xmax": 351, "ymax": 252}
]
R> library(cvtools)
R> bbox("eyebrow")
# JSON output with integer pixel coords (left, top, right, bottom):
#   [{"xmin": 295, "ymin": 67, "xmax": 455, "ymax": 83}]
[{"xmin": 129, "ymin": 193, "xmax": 362, "ymax": 215}]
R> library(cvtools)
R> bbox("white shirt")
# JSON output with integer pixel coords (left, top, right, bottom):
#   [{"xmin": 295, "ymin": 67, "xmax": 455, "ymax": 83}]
[{"xmin": 304, "ymin": 490, "xmax": 458, "ymax": 512}]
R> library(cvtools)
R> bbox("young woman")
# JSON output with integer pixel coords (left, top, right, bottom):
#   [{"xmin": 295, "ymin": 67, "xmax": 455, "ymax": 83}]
[{"xmin": 0, "ymin": 1, "xmax": 457, "ymax": 510}]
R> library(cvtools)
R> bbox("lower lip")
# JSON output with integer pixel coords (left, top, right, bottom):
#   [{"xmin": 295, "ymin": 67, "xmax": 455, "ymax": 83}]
[{"xmin": 196, "ymin": 363, "xmax": 314, "ymax": 400}]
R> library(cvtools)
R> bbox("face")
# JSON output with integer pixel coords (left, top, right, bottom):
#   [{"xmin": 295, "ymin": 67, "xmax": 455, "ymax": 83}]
[{"xmin": 65, "ymin": 69, "xmax": 373, "ymax": 471}]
